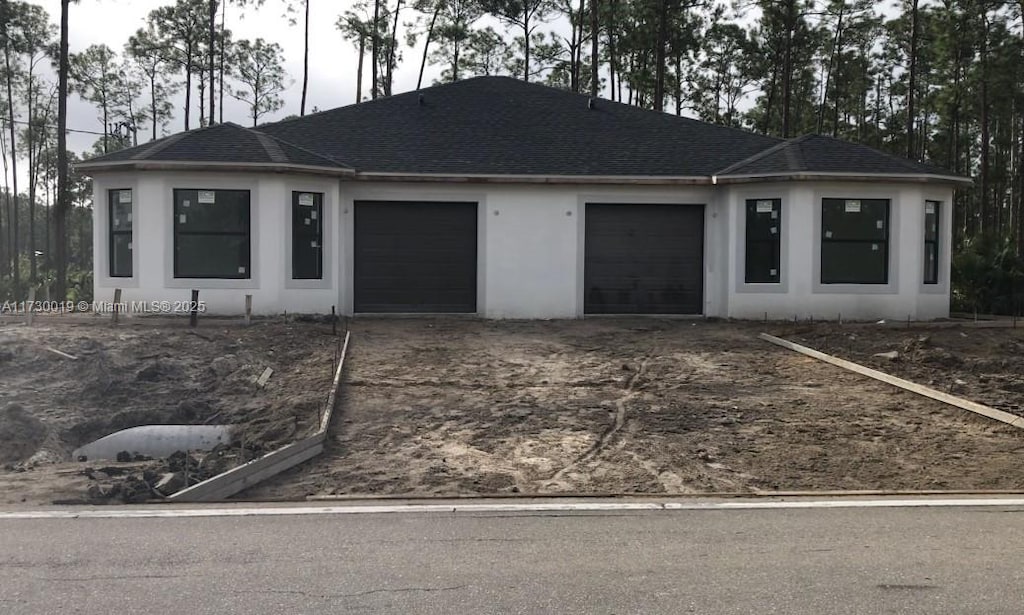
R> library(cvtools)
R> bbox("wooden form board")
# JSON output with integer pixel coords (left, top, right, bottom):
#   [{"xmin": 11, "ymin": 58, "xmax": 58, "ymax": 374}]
[{"xmin": 760, "ymin": 333, "xmax": 1024, "ymax": 430}]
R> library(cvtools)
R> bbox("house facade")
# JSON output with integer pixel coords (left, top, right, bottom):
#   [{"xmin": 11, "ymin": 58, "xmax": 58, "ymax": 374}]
[{"xmin": 80, "ymin": 77, "xmax": 967, "ymax": 321}]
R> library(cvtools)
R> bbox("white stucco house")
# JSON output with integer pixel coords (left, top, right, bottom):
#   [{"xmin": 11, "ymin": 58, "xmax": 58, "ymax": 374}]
[{"xmin": 78, "ymin": 77, "xmax": 970, "ymax": 320}]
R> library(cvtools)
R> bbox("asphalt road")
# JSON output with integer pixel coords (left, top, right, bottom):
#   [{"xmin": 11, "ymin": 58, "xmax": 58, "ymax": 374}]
[{"xmin": 2, "ymin": 502, "xmax": 1024, "ymax": 614}]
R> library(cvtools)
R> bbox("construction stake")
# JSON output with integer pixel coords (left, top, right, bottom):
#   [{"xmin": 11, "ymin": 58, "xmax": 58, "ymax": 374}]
[
  {"xmin": 112, "ymin": 289, "xmax": 122, "ymax": 324},
  {"xmin": 244, "ymin": 294, "xmax": 252, "ymax": 326},
  {"xmin": 189, "ymin": 290, "xmax": 200, "ymax": 328}
]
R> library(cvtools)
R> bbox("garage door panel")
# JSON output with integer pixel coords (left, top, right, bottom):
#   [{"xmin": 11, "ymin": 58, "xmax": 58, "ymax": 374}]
[
  {"xmin": 354, "ymin": 201, "xmax": 478, "ymax": 313},
  {"xmin": 584, "ymin": 203, "xmax": 704, "ymax": 315}
]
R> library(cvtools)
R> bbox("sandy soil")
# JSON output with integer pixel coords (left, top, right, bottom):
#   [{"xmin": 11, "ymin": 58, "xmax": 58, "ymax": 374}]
[
  {"xmin": 0, "ymin": 319, "xmax": 342, "ymax": 505},
  {"xmin": 243, "ymin": 319, "xmax": 1024, "ymax": 500}
]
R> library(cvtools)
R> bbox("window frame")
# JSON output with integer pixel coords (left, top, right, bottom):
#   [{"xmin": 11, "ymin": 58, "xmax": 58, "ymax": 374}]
[
  {"xmin": 924, "ymin": 200, "xmax": 940, "ymax": 285},
  {"xmin": 108, "ymin": 188, "xmax": 133, "ymax": 278},
  {"xmin": 172, "ymin": 188, "xmax": 252, "ymax": 280},
  {"xmin": 820, "ymin": 198, "xmax": 891, "ymax": 285},
  {"xmin": 744, "ymin": 198, "xmax": 782, "ymax": 284},
  {"xmin": 291, "ymin": 191, "xmax": 324, "ymax": 280}
]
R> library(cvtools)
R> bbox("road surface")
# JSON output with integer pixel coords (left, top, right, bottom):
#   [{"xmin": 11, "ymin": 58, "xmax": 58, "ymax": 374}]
[{"xmin": 2, "ymin": 500, "xmax": 1023, "ymax": 614}]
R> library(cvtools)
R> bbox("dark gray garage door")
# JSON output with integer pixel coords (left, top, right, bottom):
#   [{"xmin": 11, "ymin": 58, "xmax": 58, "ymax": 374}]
[
  {"xmin": 584, "ymin": 203, "xmax": 704, "ymax": 314},
  {"xmin": 354, "ymin": 201, "xmax": 477, "ymax": 313}
]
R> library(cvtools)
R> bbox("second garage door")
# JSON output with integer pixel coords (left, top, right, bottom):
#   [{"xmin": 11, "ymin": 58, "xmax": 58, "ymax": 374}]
[
  {"xmin": 584, "ymin": 203, "xmax": 704, "ymax": 314},
  {"xmin": 354, "ymin": 201, "xmax": 478, "ymax": 313}
]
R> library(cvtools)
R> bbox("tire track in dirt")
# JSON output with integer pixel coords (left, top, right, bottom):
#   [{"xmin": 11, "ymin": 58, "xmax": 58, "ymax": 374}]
[{"xmin": 545, "ymin": 356, "xmax": 651, "ymax": 485}]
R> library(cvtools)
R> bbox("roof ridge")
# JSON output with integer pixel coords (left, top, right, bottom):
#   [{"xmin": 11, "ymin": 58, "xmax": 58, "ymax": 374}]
[
  {"xmin": 252, "ymin": 131, "xmax": 289, "ymax": 163},
  {"xmin": 714, "ymin": 136, "xmax": 797, "ymax": 175},
  {"xmin": 251, "ymin": 127, "xmax": 355, "ymax": 169},
  {"xmin": 125, "ymin": 123, "xmax": 229, "ymax": 161}
]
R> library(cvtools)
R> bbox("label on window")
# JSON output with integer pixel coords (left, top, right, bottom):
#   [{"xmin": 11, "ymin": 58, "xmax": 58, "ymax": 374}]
[
  {"xmin": 304, "ymin": 218, "xmax": 311, "ymax": 225},
  {"xmin": 845, "ymin": 200, "xmax": 861, "ymax": 213},
  {"xmin": 126, "ymin": 213, "xmax": 132, "ymax": 222},
  {"xmin": 238, "ymin": 266, "xmax": 246, "ymax": 274},
  {"xmin": 128, "ymin": 242, "xmax": 133, "ymax": 250},
  {"xmin": 825, "ymin": 230, "xmax": 833, "ymax": 238},
  {"xmin": 769, "ymin": 268, "xmax": 777, "ymax": 276},
  {"xmin": 198, "ymin": 191, "xmax": 216, "ymax": 204},
  {"xmin": 118, "ymin": 190, "xmax": 132, "ymax": 203},
  {"xmin": 179, "ymin": 214, "xmax": 187, "ymax": 224},
  {"xmin": 876, "ymin": 220, "xmax": 884, "ymax": 229},
  {"xmin": 298, "ymin": 193, "xmax": 315, "ymax": 206},
  {"xmin": 756, "ymin": 200, "xmax": 774, "ymax": 213},
  {"xmin": 926, "ymin": 202, "xmax": 936, "ymax": 214},
  {"xmin": 770, "ymin": 227, "xmax": 777, "ymax": 234},
  {"xmin": 770, "ymin": 210, "xmax": 778, "ymax": 219},
  {"xmin": 311, "ymin": 240, "xmax": 318, "ymax": 248},
  {"xmin": 871, "ymin": 244, "xmax": 879, "ymax": 251},
  {"xmin": 310, "ymin": 210, "xmax": 318, "ymax": 220},
  {"xmin": 183, "ymin": 200, "xmax": 191, "ymax": 208}
]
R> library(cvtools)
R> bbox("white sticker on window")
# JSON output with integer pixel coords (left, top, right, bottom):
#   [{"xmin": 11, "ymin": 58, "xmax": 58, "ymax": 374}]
[
  {"xmin": 311, "ymin": 240, "xmax": 318, "ymax": 248},
  {"xmin": 298, "ymin": 193, "xmax": 314, "ymax": 206},
  {"xmin": 770, "ymin": 227, "xmax": 777, "ymax": 234},
  {"xmin": 113, "ymin": 217, "xmax": 119, "ymax": 226},
  {"xmin": 238, "ymin": 266, "xmax": 246, "ymax": 274},
  {"xmin": 304, "ymin": 218, "xmax": 311, "ymax": 225},
  {"xmin": 183, "ymin": 200, "xmax": 191, "ymax": 208},
  {"xmin": 872, "ymin": 244, "xmax": 879, "ymax": 251},
  {"xmin": 310, "ymin": 210, "xmax": 318, "ymax": 220},
  {"xmin": 825, "ymin": 231, "xmax": 833, "ymax": 238},
  {"xmin": 198, "ymin": 190, "xmax": 216, "ymax": 204},
  {"xmin": 769, "ymin": 268, "xmax": 777, "ymax": 276},
  {"xmin": 845, "ymin": 200, "xmax": 862, "ymax": 213},
  {"xmin": 179, "ymin": 214, "xmax": 187, "ymax": 224},
  {"xmin": 118, "ymin": 190, "xmax": 131, "ymax": 203},
  {"xmin": 756, "ymin": 200, "xmax": 774, "ymax": 213},
  {"xmin": 126, "ymin": 213, "xmax": 132, "ymax": 222},
  {"xmin": 770, "ymin": 210, "xmax": 778, "ymax": 219},
  {"xmin": 926, "ymin": 203, "xmax": 936, "ymax": 214},
  {"xmin": 128, "ymin": 242, "xmax": 133, "ymax": 250},
  {"xmin": 876, "ymin": 219, "xmax": 884, "ymax": 229}
]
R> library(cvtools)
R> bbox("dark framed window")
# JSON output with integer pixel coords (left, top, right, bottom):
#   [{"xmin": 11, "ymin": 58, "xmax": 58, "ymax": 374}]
[
  {"xmin": 109, "ymin": 189, "xmax": 133, "ymax": 278},
  {"xmin": 821, "ymin": 198, "xmax": 890, "ymax": 284},
  {"xmin": 745, "ymin": 198, "xmax": 781, "ymax": 283},
  {"xmin": 924, "ymin": 201, "xmax": 940, "ymax": 284},
  {"xmin": 173, "ymin": 189, "xmax": 251, "ymax": 279},
  {"xmin": 292, "ymin": 192, "xmax": 323, "ymax": 279}
]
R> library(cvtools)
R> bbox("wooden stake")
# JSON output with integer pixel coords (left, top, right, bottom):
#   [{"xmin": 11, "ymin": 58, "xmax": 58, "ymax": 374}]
[
  {"xmin": 112, "ymin": 288, "xmax": 122, "ymax": 324},
  {"xmin": 332, "ymin": 305, "xmax": 337, "ymax": 336},
  {"xmin": 189, "ymin": 290, "xmax": 200, "ymax": 328},
  {"xmin": 244, "ymin": 294, "xmax": 252, "ymax": 326},
  {"xmin": 26, "ymin": 287, "xmax": 35, "ymax": 326}
]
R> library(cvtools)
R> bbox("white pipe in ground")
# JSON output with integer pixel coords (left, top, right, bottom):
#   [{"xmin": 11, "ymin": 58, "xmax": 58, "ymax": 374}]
[{"xmin": 73, "ymin": 425, "xmax": 234, "ymax": 461}]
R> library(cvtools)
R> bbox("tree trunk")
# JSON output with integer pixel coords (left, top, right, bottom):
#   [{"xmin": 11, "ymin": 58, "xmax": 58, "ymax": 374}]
[
  {"xmin": 55, "ymin": 0, "xmax": 70, "ymax": 300},
  {"xmin": 590, "ymin": 0, "xmax": 598, "ymax": 97},
  {"xmin": 371, "ymin": 0, "xmax": 380, "ymax": 98},
  {"xmin": 301, "ymin": 0, "xmax": 310, "ymax": 114},
  {"xmin": 781, "ymin": 0, "xmax": 795, "ymax": 138},
  {"xmin": 979, "ymin": 9, "xmax": 991, "ymax": 236},
  {"xmin": 219, "ymin": 0, "xmax": 226, "ymax": 123},
  {"xmin": 386, "ymin": 0, "xmax": 402, "ymax": 96},
  {"xmin": 151, "ymin": 74, "xmax": 158, "ymax": 140},
  {"xmin": 4, "ymin": 24, "xmax": 20, "ymax": 298},
  {"xmin": 523, "ymin": 16, "xmax": 530, "ymax": 82},
  {"xmin": 416, "ymin": 4, "xmax": 439, "ymax": 89},
  {"xmin": 356, "ymin": 34, "xmax": 365, "ymax": 102},
  {"xmin": 906, "ymin": 0, "xmax": 919, "ymax": 159},
  {"xmin": 26, "ymin": 70, "xmax": 36, "ymax": 284},
  {"xmin": 653, "ymin": 0, "xmax": 669, "ymax": 111},
  {"xmin": 208, "ymin": 0, "xmax": 216, "ymax": 124},
  {"xmin": 184, "ymin": 42, "xmax": 193, "ymax": 130}
]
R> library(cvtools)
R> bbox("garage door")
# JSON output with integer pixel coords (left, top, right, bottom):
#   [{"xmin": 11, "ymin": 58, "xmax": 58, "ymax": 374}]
[
  {"xmin": 584, "ymin": 203, "xmax": 704, "ymax": 314},
  {"xmin": 354, "ymin": 201, "xmax": 477, "ymax": 313}
]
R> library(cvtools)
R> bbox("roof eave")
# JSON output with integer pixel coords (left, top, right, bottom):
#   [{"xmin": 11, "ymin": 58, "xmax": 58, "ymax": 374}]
[
  {"xmin": 712, "ymin": 171, "xmax": 973, "ymax": 186},
  {"xmin": 351, "ymin": 172, "xmax": 712, "ymax": 185},
  {"xmin": 74, "ymin": 160, "xmax": 355, "ymax": 177}
]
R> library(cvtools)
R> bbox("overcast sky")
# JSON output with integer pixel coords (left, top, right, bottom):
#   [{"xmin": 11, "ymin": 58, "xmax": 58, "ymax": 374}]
[{"xmin": 32, "ymin": 0, "xmax": 461, "ymax": 155}]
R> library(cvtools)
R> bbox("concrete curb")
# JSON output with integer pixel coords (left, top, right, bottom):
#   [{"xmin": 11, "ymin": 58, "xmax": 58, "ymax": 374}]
[
  {"xmin": 760, "ymin": 332, "xmax": 1024, "ymax": 430},
  {"xmin": 169, "ymin": 331, "xmax": 351, "ymax": 502}
]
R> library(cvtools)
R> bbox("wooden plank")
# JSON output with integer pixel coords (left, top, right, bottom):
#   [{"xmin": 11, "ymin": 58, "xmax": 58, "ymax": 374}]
[
  {"xmin": 760, "ymin": 333, "xmax": 1024, "ymax": 430},
  {"xmin": 319, "ymin": 330, "xmax": 350, "ymax": 434},
  {"xmin": 45, "ymin": 347, "xmax": 78, "ymax": 360},
  {"xmin": 256, "ymin": 367, "xmax": 273, "ymax": 388}
]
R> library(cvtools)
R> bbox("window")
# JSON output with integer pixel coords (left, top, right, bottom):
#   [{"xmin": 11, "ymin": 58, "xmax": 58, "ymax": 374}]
[
  {"xmin": 109, "ymin": 189, "xmax": 133, "ymax": 278},
  {"xmin": 745, "ymin": 198, "xmax": 781, "ymax": 283},
  {"xmin": 173, "ymin": 189, "xmax": 251, "ymax": 279},
  {"xmin": 924, "ymin": 201, "xmax": 940, "ymax": 284},
  {"xmin": 292, "ymin": 192, "xmax": 323, "ymax": 279},
  {"xmin": 821, "ymin": 198, "xmax": 890, "ymax": 285}
]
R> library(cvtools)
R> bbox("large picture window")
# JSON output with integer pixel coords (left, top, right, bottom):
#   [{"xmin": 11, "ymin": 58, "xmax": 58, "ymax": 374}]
[
  {"xmin": 173, "ymin": 189, "xmax": 251, "ymax": 279},
  {"xmin": 924, "ymin": 201, "xmax": 940, "ymax": 284},
  {"xmin": 292, "ymin": 192, "xmax": 323, "ymax": 279},
  {"xmin": 745, "ymin": 198, "xmax": 781, "ymax": 283},
  {"xmin": 109, "ymin": 189, "xmax": 133, "ymax": 278},
  {"xmin": 821, "ymin": 198, "xmax": 890, "ymax": 285}
]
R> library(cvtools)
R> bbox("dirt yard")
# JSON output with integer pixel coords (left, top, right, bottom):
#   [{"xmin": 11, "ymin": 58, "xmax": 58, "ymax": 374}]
[
  {"xmin": 243, "ymin": 319, "xmax": 1024, "ymax": 500},
  {"xmin": 0, "ymin": 318, "xmax": 341, "ymax": 505}
]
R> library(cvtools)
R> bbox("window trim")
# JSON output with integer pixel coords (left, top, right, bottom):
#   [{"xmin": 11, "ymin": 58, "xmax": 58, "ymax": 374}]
[
  {"xmin": 820, "ymin": 197, "xmax": 891, "ymax": 285},
  {"xmin": 172, "ymin": 188, "xmax": 252, "ymax": 280},
  {"xmin": 108, "ymin": 188, "xmax": 133, "ymax": 278},
  {"xmin": 291, "ymin": 191, "xmax": 324, "ymax": 280},
  {"xmin": 744, "ymin": 198, "xmax": 782, "ymax": 284},
  {"xmin": 924, "ymin": 200, "xmax": 940, "ymax": 285}
]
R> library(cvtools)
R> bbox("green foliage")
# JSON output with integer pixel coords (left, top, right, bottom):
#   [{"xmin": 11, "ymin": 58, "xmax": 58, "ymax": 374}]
[{"xmin": 952, "ymin": 235, "xmax": 1024, "ymax": 316}]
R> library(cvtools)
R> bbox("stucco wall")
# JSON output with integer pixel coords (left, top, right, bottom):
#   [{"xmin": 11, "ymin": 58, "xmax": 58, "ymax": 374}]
[{"xmin": 92, "ymin": 171, "xmax": 953, "ymax": 320}]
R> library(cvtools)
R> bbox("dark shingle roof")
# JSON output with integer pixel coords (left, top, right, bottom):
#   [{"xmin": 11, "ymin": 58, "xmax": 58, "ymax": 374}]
[
  {"xmin": 716, "ymin": 134, "xmax": 956, "ymax": 178},
  {"xmin": 80, "ymin": 122, "xmax": 348, "ymax": 170},
  {"xmin": 256, "ymin": 76, "xmax": 782, "ymax": 176}
]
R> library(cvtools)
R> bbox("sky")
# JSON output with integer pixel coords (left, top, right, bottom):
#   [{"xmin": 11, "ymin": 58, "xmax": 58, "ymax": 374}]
[{"xmin": 31, "ymin": 0, "xmax": 457, "ymax": 156}]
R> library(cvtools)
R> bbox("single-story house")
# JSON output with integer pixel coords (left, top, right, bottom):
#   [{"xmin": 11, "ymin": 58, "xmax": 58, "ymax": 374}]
[{"xmin": 78, "ymin": 76, "xmax": 971, "ymax": 320}]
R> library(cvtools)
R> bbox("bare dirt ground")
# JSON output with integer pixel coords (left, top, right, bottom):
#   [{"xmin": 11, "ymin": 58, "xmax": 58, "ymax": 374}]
[
  {"xmin": 243, "ymin": 319, "xmax": 1024, "ymax": 500},
  {"xmin": 0, "ymin": 319, "xmax": 340, "ymax": 505}
]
